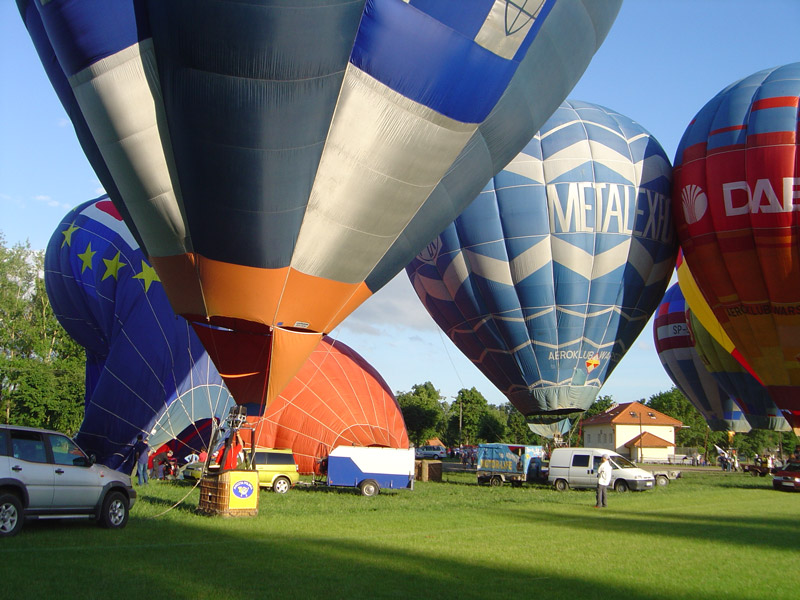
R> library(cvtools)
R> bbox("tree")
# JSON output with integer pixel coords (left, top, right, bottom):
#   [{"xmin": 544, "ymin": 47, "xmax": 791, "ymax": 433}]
[
  {"xmin": 502, "ymin": 403, "xmax": 540, "ymax": 444},
  {"xmin": 0, "ymin": 233, "xmax": 85, "ymax": 432},
  {"xmin": 444, "ymin": 387, "xmax": 490, "ymax": 446},
  {"xmin": 396, "ymin": 381, "xmax": 444, "ymax": 447}
]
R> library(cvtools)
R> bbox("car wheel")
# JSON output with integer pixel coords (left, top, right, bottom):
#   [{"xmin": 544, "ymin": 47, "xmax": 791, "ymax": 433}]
[
  {"xmin": 656, "ymin": 475, "xmax": 669, "ymax": 486},
  {"xmin": 490, "ymin": 476, "xmax": 503, "ymax": 487},
  {"xmin": 99, "ymin": 491, "xmax": 129, "ymax": 529},
  {"xmin": 615, "ymin": 480, "xmax": 629, "ymax": 493},
  {"xmin": 359, "ymin": 479, "xmax": 379, "ymax": 497},
  {"xmin": 273, "ymin": 476, "xmax": 291, "ymax": 494},
  {"xmin": 0, "ymin": 493, "xmax": 23, "ymax": 537},
  {"xmin": 554, "ymin": 479, "xmax": 569, "ymax": 492}
]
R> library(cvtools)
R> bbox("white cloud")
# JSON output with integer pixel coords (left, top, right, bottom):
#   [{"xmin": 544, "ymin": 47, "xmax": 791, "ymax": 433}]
[{"xmin": 336, "ymin": 272, "xmax": 438, "ymax": 336}]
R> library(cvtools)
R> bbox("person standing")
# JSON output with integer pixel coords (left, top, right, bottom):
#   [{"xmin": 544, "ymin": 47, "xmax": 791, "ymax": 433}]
[
  {"xmin": 595, "ymin": 454, "xmax": 612, "ymax": 508},
  {"xmin": 133, "ymin": 434, "xmax": 150, "ymax": 486}
]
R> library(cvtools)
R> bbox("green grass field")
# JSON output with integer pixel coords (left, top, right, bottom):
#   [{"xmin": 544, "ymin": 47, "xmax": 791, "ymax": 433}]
[{"xmin": 1, "ymin": 468, "xmax": 797, "ymax": 600}]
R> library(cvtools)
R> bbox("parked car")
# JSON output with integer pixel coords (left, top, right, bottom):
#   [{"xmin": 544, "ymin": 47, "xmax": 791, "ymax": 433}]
[
  {"xmin": 415, "ymin": 445, "xmax": 447, "ymax": 460},
  {"xmin": 248, "ymin": 448, "xmax": 300, "ymax": 493},
  {"xmin": 0, "ymin": 424, "xmax": 136, "ymax": 537},
  {"xmin": 772, "ymin": 461, "xmax": 800, "ymax": 492},
  {"xmin": 548, "ymin": 447, "xmax": 655, "ymax": 492}
]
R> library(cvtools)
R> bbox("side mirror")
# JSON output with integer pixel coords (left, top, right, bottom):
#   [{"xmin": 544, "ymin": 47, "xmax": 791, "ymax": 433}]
[{"xmin": 89, "ymin": 453, "xmax": 97, "ymax": 465}]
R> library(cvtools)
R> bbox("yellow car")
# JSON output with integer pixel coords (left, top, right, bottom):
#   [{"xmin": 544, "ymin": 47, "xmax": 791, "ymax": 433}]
[{"xmin": 249, "ymin": 448, "xmax": 300, "ymax": 493}]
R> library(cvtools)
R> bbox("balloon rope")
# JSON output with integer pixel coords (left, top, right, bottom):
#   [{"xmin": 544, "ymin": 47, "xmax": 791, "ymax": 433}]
[{"xmin": 144, "ymin": 475, "xmax": 203, "ymax": 519}]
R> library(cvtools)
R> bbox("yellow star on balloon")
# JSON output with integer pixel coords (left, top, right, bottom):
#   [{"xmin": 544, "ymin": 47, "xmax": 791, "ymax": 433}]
[
  {"xmin": 61, "ymin": 223, "xmax": 79, "ymax": 247},
  {"xmin": 102, "ymin": 251, "xmax": 127, "ymax": 281},
  {"xmin": 77, "ymin": 242, "xmax": 96, "ymax": 273},
  {"xmin": 133, "ymin": 261, "xmax": 161, "ymax": 292}
]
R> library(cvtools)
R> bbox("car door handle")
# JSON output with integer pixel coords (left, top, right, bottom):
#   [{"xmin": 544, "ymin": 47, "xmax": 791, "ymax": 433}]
[
  {"xmin": 55, "ymin": 468, "xmax": 65, "ymax": 474},
  {"xmin": 12, "ymin": 465, "xmax": 22, "ymax": 472}
]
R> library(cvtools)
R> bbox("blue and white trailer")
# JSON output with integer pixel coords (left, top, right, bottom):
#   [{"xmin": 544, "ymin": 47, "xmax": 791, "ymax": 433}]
[
  {"xmin": 325, "ymin": 446, "xmax": 415, "ymax": 496},
  {"xmin": 477, "ymin": 443, "xmax": 546, "ymax": 487}
]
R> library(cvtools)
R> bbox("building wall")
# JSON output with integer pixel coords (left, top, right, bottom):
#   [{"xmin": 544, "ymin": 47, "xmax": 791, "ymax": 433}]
[
  {"xmin": 585, "ymin": 424, "xmax": 676, "ymax": 460},
  {"xmin": 583, "ymin": 426, "xmax": 615, "ymax": 451}
]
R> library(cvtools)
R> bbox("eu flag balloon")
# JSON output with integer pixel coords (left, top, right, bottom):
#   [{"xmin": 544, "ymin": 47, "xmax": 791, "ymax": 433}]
[
  {"xmin": 407, "ymin": 101, "xmax": 675, "ymax": 416},
  {"xmin": 673, "ymin": 63, "xmax": 800, "ymax": 428},
  {"xmin": 19, "ymin": 0, "xmax": 620, "ymax": 412},
  {"xmin": 45, "ymin": 196, "xmax": 235, "ymax": 471}
]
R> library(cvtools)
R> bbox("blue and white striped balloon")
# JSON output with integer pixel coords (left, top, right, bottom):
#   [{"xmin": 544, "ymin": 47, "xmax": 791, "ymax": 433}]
[{"xmin": 407, "ymin": 100, "xmax": 677, "ymax": 416}]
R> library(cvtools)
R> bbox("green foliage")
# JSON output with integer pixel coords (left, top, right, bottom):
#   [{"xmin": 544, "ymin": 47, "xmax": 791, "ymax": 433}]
[
  {"xmin": 0, "ymin": 233, "xmax": 85, "ymax": 431},
  {"xmin": 646, "ymin": 386, "xmax": 718, "ymax": 448},
  {"xmin": 396, "ymin": 381, "xmax": 443, "ymax": 447}
]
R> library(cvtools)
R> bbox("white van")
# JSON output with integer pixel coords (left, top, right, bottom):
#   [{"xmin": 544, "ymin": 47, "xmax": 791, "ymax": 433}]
[{"xmin": 547, "ymin": 447, "xmax": 655, "ymax": 492}]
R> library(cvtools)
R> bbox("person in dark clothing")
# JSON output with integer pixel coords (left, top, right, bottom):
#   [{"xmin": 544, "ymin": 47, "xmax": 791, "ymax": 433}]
[{"xmin": 133, "ymin": 434, "xmax": 150, "ymax": 486}]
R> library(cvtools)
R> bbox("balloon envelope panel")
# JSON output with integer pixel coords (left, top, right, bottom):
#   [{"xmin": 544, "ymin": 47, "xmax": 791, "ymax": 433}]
[
  {"xmin": 687, "ymin": 310, "xmax": 790, "ymax": 431},
  {"xmin": 673, "ymin": 62, "xmax": 800, "ymax": 424},
  {"xmin": 653, "ymin": 284, "xmax": 750, "ymax": 432},
  {"xmin": 677, "ymin": 254, "xmax": 790, "ymax": 431},
  {"xmin": 44, "ymin": 197, "xmax": 235, "ymax": 471},
  {"xmin": 408, "ymin": 100, "xmax": 676, "ymax": 416}
]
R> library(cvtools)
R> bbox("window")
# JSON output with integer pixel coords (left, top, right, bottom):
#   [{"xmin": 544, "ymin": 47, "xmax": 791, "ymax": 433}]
[
  {"xmin": 0, "ymin": 429, "xmax": 7, "ymax": 456},
  {"xmin": 11, "ymin": 430, "xmax": 47, "ymax": 463},
  {"xmin": 586, "ymin": 433, "xmax": 591, "ymax": 443},
  {"xmin": 48, "ymin": 434, "xmax": 88, "ymax": 467},
  {"xmin": 571, "ymin": 454, "xmax": 590, "ymax": 468},
  {"xmin": 265, "ymin": 453, "xmax": 295, "ymax": 466}
]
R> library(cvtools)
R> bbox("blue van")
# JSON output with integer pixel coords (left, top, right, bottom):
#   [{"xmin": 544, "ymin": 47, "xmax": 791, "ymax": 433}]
[{"xmin": 476, "ymin": 443, "xmax": 546, "ymax": 487}]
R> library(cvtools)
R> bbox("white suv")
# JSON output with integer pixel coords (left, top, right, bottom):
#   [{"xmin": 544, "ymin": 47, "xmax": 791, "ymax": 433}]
[{"xmin": 0, "ymin": 424, "xmax": 137, "ymax": 536}]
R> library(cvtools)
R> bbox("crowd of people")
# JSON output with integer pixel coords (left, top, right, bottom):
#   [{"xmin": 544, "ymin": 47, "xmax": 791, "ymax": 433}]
[{"xmin": 130, "ymin": 431, "xmax": 246, "ymax": 485}]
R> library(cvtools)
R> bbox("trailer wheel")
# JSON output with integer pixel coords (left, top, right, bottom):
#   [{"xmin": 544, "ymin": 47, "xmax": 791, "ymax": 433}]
[
  {"xmin": 489, "ymin": 476, "xmax": 503, "ymax": 487},
  {"xmin": 614, "ymin": 479, "xmax": 629, "ymax": 493},
  {"xmin": 359, "ymin": 479, "xmax": 379, "ymax": 497},
  {"xmin": 554, "ymin": 479, "xmax": 568, "ymax": 492},
  {"xmin": 749, "ymin": 469, "xmax": 759, "ymax": 477},
  {"xmin": 655, "ymin": 475, "xmax": 669, "ymax": 487}
]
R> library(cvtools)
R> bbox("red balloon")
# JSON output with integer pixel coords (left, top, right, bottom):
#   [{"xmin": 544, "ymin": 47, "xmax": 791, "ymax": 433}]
[
  {"xmin": 672, "ymin": 63, "xmax": 800, "ymax": 429},
  {"xmin": 242, "ymin": 336, "xmax": 409, "ymax": 474}
]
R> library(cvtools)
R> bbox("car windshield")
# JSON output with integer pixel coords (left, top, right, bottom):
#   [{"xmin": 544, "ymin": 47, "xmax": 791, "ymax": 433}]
[
  {"xmin": 780, "ymin": 461, "xmax": 800, "ymax": 473},
  {"xmin": 610, "ymin": 456, "xmax": 636, "ymax": 469}
]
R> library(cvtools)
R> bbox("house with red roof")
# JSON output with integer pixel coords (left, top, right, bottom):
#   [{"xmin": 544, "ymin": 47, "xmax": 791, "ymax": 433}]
[{"xmin": 581, "ymin": 401, "xmax": 682, "ymax": 463}]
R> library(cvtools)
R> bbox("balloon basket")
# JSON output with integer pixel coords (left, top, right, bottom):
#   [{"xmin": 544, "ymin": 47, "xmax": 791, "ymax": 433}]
[
  {"xmin": 415, "ymin": 460, "xmax": 442, "ymax": 482},
  {"xmin": 197, "ymin": 470, "xmax": 259, "ymax": 517}
]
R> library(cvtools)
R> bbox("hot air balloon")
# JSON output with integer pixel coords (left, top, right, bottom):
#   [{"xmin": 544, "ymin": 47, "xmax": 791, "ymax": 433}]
[
  {"xmin": 672, "ymin": 62, "xmax": 800, "ymax": 428},
  {"xmin": 18, "ymin": 0, "xmax": 621, "ymax": 413},
  {"xmin": 653, "ymin": 284, "xmax": 750, "ymax": 432},
  {"xmin": 44, "ymin": 196, "xmax": 235, "ymax": 471},
  {"xmin": 676, "ymin": 255, "xmax": 790, "ymax": 431},
  {"xmin": 407, "ymin": 100, "xmax": 676, "ymax": 416},
  {"xmin": 242, "ymin": 337, "xmax": 409, "ymax": 475}
]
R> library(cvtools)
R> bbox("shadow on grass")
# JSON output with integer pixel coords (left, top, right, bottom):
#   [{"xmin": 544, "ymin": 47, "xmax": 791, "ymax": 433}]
[
  {"xmin": 0, "ymin": 517, "xmax": 692, "ymax": 600},
  {"xmin": 502, "ymin": 503, "xmax": 800, "ymax": 553}
]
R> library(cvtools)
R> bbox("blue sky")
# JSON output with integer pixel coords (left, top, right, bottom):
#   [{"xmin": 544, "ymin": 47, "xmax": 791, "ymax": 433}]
[{"xmin": 1, "ymin": 1, "xmax": 799, "ymax": 408}]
